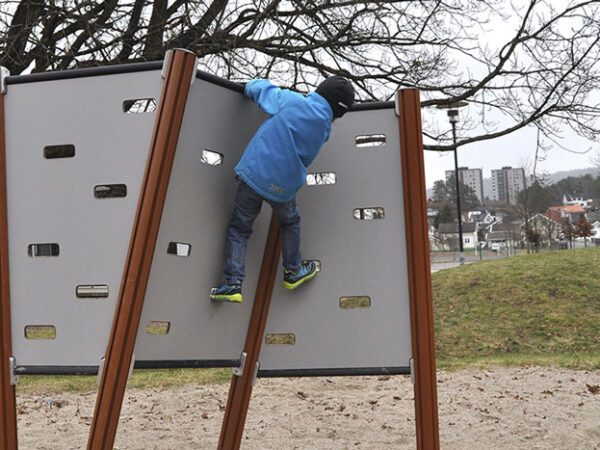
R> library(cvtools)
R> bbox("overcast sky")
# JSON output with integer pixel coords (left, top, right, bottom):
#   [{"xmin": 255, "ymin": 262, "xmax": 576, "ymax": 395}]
[
  {"xmin": 421, "ymin": 1, "xmax": 598, "ymax": 189},
  {"xmin": 422, "ymin": 118, "xmax": 596, "ymax": 189}
]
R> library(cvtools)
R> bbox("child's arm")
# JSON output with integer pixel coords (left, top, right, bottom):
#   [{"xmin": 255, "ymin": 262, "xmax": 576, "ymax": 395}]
[{"xmin": 244, "ymin": 79, "xmax": 296, "ymax": 116}]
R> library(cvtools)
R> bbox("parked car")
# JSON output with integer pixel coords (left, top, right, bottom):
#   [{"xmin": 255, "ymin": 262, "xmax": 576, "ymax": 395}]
[{"xmin": 491, "ymin": 242, "xmax": 505, "ymax": 252}]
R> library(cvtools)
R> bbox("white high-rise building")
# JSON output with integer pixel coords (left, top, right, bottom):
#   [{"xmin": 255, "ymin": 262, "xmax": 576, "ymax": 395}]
[
  {"xmin": 445, "ymin": 167, "xmax": 484, "ymax": 203},
  {"xmin": 490, "ymin": 166, "xmax": 525, "ymax": 205}
]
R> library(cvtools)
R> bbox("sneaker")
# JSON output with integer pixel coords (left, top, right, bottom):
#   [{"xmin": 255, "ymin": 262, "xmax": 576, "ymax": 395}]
[
  {"xmin": 283, "ymin": 261, "xmax": 317, "ymax": 290},
  {"xmin": 210, "ymin": 283, "xmax": 242, "ymax": 303}
]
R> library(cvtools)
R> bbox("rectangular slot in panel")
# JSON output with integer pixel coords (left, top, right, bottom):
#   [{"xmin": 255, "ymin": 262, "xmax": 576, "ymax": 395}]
[
  {"xmin": 167, "ymin": 242, "xmax": 191, "ymax": 256},
  {"xmin": 76, "ymin": 285, "xmax": 109, "ymax": 298},
  {"xmin": 123, "ymin": 98, "xmax": 157, "ymax": 114},
  {"xmin": 265, "ymin": 333, "xmax": 296, "ymax": 345},
  {"xmin": 28, "ymin": 243, "xmax": 59, "ymax": 257},
  {"xmin": 306, "ymin": 172, "xmax": 336, "ymax": 186},
  {"xmin": 339, "ymin": 296, "xmax": 371, "ymax": 309},
  {"xmin": 44, "ymin": 144, "xmax": 75, "ymax": 159},
  {"xmin": 201, "ymin": 149, "xmax": 224, "ymax": 167},
  {"xmin": 355, "ymin": 134, "xmax": 386, "ymax": 147},
  {"xmin": 94, "ymin": 184, "xmax": 127, "ymax": 198},
  {"xmin": 25, "ymin": 325, "xmax": 56, "ymax": 339},
  {"xmin": 353, "ymin": 207, "xmax": 385, "ymax": 220},
  {"xmin": 145, "ymin": 321, "xmax": 170, "ymax": 335},
  {"xmin": 308, "ymin": 259, "xmax": 321, "ymax": 272}
]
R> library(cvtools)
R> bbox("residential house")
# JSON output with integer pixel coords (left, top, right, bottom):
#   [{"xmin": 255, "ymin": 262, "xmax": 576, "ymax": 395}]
[
  {"xmin": 548, "ymin": 204, "xmax": 586, "ymax": 224},
  {"xmin": 485, "ymin": 222, "xmax": 523, "ymax": 248},
  {"xmin": 529, "ymin": 213, "xmax": 562, "ymax": 247},
  {"xmin": 562, "ymin": 194, "xmax": 593, "ymax": 209},
  {"xmin": 427, "ymin": 208, "xmax": 439, "ymax": 229},
  {"xmin": 436, "ymin": 222, "xmax": 478, "ymax": 250}
]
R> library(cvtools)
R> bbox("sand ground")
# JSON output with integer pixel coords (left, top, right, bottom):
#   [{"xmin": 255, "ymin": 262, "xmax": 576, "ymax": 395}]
[{"xmin": 16, "ymin": 366, "xmax": 600, "ymax": 449}]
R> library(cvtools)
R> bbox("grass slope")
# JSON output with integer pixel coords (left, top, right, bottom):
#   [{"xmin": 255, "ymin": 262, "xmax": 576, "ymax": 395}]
[{"xmin": 434, "ymin": 247, "xmax": 600, "ymax": 370}]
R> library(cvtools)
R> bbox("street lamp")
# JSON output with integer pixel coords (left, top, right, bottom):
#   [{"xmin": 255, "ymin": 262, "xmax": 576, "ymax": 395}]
[{"xmin": 437, "ymin": 102, "xmax": 468, "ymax": 265}]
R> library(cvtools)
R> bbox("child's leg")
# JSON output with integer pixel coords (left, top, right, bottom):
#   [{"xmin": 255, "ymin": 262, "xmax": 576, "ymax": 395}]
[
  {"xmin": 222, "ymin": 181, "xmax": 263, "ymax": 285},
  {"xmin": 269, "ymin": 198, "xmax": 301, "ymax": 272}
]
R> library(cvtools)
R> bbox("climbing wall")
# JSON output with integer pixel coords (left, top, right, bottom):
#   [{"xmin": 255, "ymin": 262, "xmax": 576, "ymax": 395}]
[{"xmin": 4, "ymin": 64, "xmax": 412, "ymax": 376}]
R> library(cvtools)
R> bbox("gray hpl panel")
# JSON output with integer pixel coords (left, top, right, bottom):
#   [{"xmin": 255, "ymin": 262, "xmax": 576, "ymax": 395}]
[
  {"xmin": 5, "ymin": 69, "xmax": 162, "ymax": 369},
  {"xmin": 260, "ymin": 108, "xmax": 412, "ymax": 375}
]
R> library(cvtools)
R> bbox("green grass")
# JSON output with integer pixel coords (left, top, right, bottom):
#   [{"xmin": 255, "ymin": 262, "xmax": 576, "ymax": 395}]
[
  {"xmin": 17, "ymin": 248, "xmax": 600, "ymax": 393},
  {"xmin": 434, "ymin": 247, "xmax": 600, "ymax": 370},
  {"xmin": 17, "ymin": 368, "xmax": 232, "ymax": 394}
]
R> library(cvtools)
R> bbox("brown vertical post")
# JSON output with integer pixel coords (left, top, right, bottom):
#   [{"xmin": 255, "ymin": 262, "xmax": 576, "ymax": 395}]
[
  {"xmin": 87, "ymin": 49, "xmax": 197, "ymax": 450},
  {"xmin": 0, "ymin": 69, "xmax": 19, "ymax": 450},
  {"xmin": 218, "ymin": 214, "xmax": 281, "ymax": 449},
  {"xmin": 396, "ymin": 89, "xmax": 440, "ymax": 450}
]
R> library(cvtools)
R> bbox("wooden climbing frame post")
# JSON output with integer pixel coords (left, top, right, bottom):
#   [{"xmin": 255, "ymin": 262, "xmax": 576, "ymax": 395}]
[
  {"xmin": 218, "ymin": 214, "xmax": 281, "ymax": 449},
  {"xmin": 397, "ymin": 88, "xmax": 440, "ymax": 450},
  {"xmin": 87, "ymin": 49, "xmax": 197, "ymax": 450},
  {"xmin": 0, "ymin": 66, "xmax": 18, "ymax": 450}
]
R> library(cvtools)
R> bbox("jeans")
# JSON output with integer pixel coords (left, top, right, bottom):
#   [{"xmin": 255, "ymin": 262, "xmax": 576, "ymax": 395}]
[{"xmin": 223, "ymin": 180, "xmax": 301, "ymax": 285}]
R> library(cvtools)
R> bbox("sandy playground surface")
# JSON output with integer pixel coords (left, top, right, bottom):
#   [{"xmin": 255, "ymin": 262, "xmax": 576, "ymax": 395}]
[{"xmin": 16, "ymin": 366, "xmax": 600, "ymax": 449}]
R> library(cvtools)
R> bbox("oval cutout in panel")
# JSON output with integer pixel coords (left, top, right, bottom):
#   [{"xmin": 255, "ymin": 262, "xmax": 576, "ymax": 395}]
[
  {"xmin": 265, "ymin": 333, "xmax": 296, "ymax": 345},
  {"xmin": 340, "ymin": 296, "xmax": 371, "ymax": 309},
  {"xmin": 76, "ymin": 285, "xmax": 109, "ymax": 298},
  {"xmin": 94, "ymin": 184, "xmax": 127, "ymax": 198},
  {"xmin": 146, "ymin": 321, "xmax": 171, "ymax": 335},
  {"xmin": 201, "ymin": 149, "xmax": 224, "ymax": 167},
  {"xmin": 44, "ymin": 144, "xmax": 75, "ymax": 159},
  {"xmin": 167, "ymin": 242, "xmax": 191, "ymax": 257},
  {"xmin": 306, "ymin": 172, "xmax": 336, "ymax": 186},
  {"xmin": 25, "ymin": 325, "xmax": 56, "ymax": 339},
  {"xmin": 123, "ymin": 98, "xmax": 157, "ymax": 114},
  {"xmin": 355, "ymin": 134, "xmax": 386, "ymax": 147},
  {"xmin": 353, "ymin": 207, "xmax": 385, "ymax": 220},
  {"xmin": 28, "ymin": 243, "xmax": 59, "ymax": 257}
]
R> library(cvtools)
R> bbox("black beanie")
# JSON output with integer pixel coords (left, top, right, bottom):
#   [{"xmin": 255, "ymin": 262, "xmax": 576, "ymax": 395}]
[{"xmin": 316, "ymin": 76, "xmax": 355, "ymax": 118}]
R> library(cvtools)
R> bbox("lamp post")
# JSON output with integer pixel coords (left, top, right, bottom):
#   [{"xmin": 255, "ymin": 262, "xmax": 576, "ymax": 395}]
[
  {"xmin": 437, "ymin": 101, "xmax": 468, "ymax": 265},
  {"xmin": 447, "ymin": 108, "xmax": 465, "ymax": 265}
]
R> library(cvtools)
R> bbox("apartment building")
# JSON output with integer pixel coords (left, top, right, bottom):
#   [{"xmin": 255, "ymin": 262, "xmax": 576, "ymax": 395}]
[
  {"xmin": 444, "ymin": 167, "xmax": 484, "ymax": 202},
  {"xmin": 490, "ymin": 166, "xmax": 525, "ymax": 205}
]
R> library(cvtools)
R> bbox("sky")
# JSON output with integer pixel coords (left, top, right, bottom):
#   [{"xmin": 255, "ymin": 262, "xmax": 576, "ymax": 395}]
[
  {"xmin": 421, "ymin": 1, "xmax": 598, "ymax": 189},
  {"xmin": 422, "ymin": 120, "xmax": 597, "ymax": 189}
]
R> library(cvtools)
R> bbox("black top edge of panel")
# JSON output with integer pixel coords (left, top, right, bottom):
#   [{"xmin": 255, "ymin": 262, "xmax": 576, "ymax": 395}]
[
  {"xmin": 5, "ymin": 61, "xmax": 164, "ymax": 85},
  {"xmin": 5, "ymin": 61, "xmax": 394, "ymax": 111},
  {"xmin": 195, "ymin": 70, "xmax": 245, "ymax": 93},
  {"xmin": 258, "ymin": 366, "xmax": 411, "ymax": 378},
  {"xmin": 351, "ymin": 101, "xmax": 395, "ymax": 111}
]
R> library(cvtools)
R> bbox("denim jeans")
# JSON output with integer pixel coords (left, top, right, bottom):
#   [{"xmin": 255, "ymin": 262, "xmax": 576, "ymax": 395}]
[{"xmin": 223, "ymin": 180, "xmax": 301, "ymax": 285}]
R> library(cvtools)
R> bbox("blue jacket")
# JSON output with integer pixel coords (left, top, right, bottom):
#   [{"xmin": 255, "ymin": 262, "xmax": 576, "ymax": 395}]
[{"xmin": 235, "ymin": 79, "xmax": 333, "ymax": 203}]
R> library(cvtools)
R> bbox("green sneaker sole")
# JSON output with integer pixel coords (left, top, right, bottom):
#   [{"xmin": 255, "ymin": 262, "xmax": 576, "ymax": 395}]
[
  {"xmin": 210, "ymin": 293, "xmax": 242, "ymax": 303},
  {"xmin": 283, "ymin": 268, "xmax": 317, "ymax": 290}
]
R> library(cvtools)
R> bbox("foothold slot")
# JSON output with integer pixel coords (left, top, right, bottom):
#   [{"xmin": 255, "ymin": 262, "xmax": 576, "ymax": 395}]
[
  {"xmin": 201, "ymin": 149, "xmax": 224, "ymax": 167},
  {"xmin": 44, "ymin": 144, "xmax": 75, "ymax": 159},
  {"xmin": 308, "ymin": 259, "xmax": 322, "ymax": 272},
  {"xmin": 76, "ymin": 285, "xmax": 109, "ymax": 298},
  {"xmin": 28, "ymin": 243, "xmax": 59, "ymax": 257},
  {"xmin": 353, "ymin": 207, "xmax": 385, "ymax": 220},
  {"xmin": 94, "ymin": 184, "xmax": 127, "ymax": 199},
  {"xmin": 265, "ymin": 333, "xmax": 296, "ymax": 345},
  {"xmin": 25, "ymin": 325, "xmax": 56, "ymax": 339},
  {"xmin": 123, "ymin": 98, "xmax": 157, "ymax": 114},
  {"xmin": 340, "ymin": 296, "xmax": 371, "ymax": 309},
  {"xmin": 306, "ymin": 172, "xmax": 336, "ymax": 186},
  {"xmin": 355, "ymin": 134, "xmax": 386, "ymax": 147},
  {"xmin": 167, "ymin": 242, "xmax": 191, "ymax": 257},
  {"xmin": 146, "ymin": 321, "xmax": 170, "ymax": 335}
]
